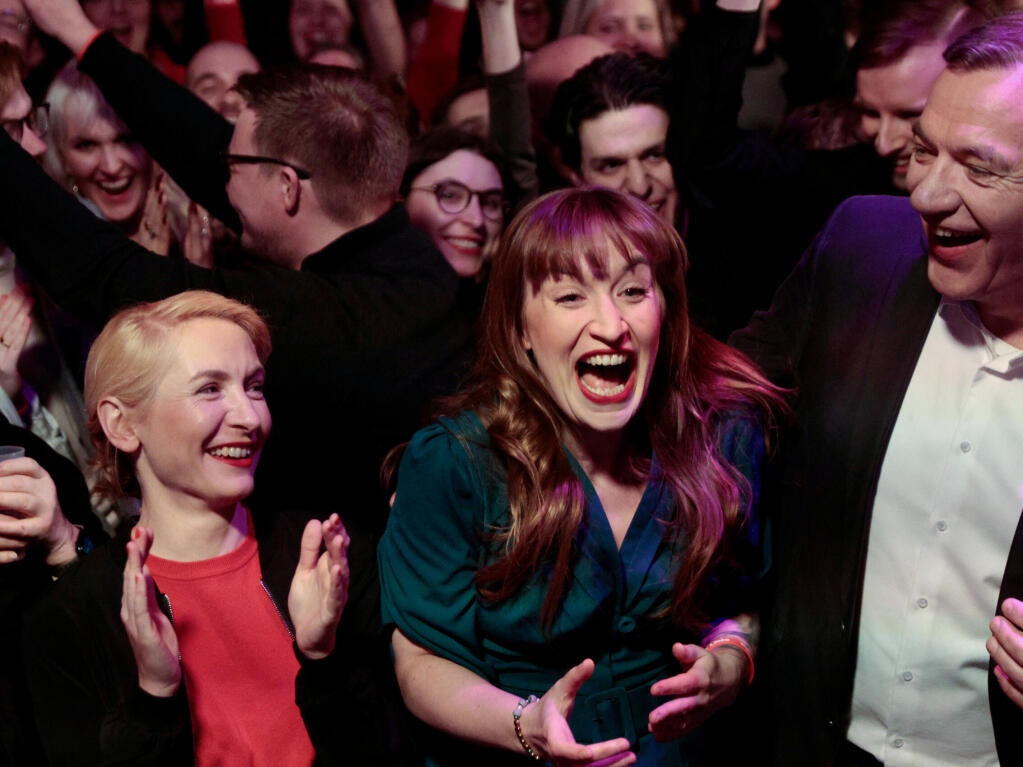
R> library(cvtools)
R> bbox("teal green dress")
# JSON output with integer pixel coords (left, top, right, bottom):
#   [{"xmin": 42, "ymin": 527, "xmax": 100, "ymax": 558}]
[{"xmin": 378, "ymin": 410, "xmax": 765, "ymax": 766}]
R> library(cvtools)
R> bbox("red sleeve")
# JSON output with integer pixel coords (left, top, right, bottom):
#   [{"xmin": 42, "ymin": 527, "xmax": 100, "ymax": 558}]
[
  {"xmin": 406, "ymin": 3, "xmax": 468, "ymax": 127},
  {"xmin": 204, "ymin": 0, "xmax": 248, "ymax": 46}
]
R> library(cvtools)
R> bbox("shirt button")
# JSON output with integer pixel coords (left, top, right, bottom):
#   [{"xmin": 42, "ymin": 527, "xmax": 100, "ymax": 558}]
[
  {"xmin": 893, "ymin": 738, "xmax": 905, "ymax": 749},
  {"xmin": 617, "ymin": 616, "xmax": 636, "ymax": 633},
  {"xmin": 937, "ymin": 521, "xmax": 948, "ymax": 532},
  {"xmin": 902, "ymin": 671, "xmax": 914, "ymax": 682},
  {"xmin": 917, "ymin": 598, "xmax": 928, "ymax": 608},
  {"xmin": 960, "ymin": 440, "xmax": 972, "ymax": 453}
]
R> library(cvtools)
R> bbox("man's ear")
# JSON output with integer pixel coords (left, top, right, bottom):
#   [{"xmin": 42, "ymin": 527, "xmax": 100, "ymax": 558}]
[
  {"xmin": 97, "ymin": 397, "xmax": 140, "ymax": 453},
  {"xmin": 281, "ymin": 166, "xmax": 302, "ymax": 214}
]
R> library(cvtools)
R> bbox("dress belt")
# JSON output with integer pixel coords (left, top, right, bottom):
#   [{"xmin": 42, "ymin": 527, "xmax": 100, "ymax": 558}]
[{"xmin": 568, "ymin": 684, "xmax": 656, "ymax": 746}]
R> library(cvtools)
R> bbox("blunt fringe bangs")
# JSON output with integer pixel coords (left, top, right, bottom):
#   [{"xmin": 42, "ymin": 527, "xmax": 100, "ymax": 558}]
[{"xmin": 441, "ymin": 188, "xmax": 785, "ymax": 633}]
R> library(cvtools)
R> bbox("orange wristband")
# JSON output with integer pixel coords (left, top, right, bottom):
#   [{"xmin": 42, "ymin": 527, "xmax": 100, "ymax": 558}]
[{"xmin": 704, "ymin": 635, "xmax": 755, "ymax": 686}]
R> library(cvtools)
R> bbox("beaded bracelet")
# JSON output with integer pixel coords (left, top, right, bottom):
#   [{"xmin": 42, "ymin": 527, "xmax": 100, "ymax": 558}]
[
  {"xmin": 513, "ymin": 695, "xmax": 542, "ymax": 761},
  {"xmin": 704, "ymin": 635, "xmax": 755, "ymax": 686}
]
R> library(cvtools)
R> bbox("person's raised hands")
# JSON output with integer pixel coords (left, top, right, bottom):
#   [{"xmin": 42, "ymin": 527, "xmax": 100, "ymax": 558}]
[
  {"xmin": 0, "ymin": 285, "xmax": 32, "ymax": 399},
  {"xmin": 22, "ymin": 0, "xmax": 100, "ymax": 55},
  {"xmin": 517, "ymin": 658, "xmax": 636, "ymax": 766},
  {"xmin": 121, "ymin": 526, "xmax": 182, "ymax": 697},
  {"xmin": 131, "ymin": 172, "xmax": 171, "ymax": 255},
  {"xmin": 475, "ymin": 0, "xmax": 520, "ymax": 74},
  {"xmin": 183, "ymin": 201, "xmax": 214, "ymax": 269},
  {"xmin": 0, "ymin": 456, "xmax": 76, "ymax": 565},
  {"xmin": 288, "ymin": 513, "xmax": 350, "ymax": 660},
  {"xmin": 647, "ymin": 642, "xmax": 748, "ymax": 742}
]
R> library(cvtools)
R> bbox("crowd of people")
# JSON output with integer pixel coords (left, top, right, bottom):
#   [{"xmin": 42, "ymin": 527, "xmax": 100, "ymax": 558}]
[{"xmin": 1, "ymin": 0, "xmax": 1023, "ymax": 765}]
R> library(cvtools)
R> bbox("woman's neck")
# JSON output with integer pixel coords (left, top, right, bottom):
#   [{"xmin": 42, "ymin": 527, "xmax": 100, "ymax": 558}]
[
  {"xmin": 563, "ymin": 425, "xmax": 641, "ymax": 483},
  {"xmin": 139, "ymin": 501, "xmax": 248, "ymax": 562}
]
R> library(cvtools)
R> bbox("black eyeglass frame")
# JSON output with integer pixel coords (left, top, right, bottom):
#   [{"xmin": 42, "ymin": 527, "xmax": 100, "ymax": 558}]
[
  {"xmin": 1, "ymin": 103, "xmax": 49, "ymax": 144},
  {"xmin": 408, "ymin": 180, "xmax": 506, "ymax": 221},
  {"xmin": 220, "ymin": 152, "xmax": 313, "ymax": 180}
]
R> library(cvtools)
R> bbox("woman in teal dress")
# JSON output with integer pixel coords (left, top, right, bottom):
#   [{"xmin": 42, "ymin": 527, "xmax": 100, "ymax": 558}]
[{"xmin": 378, "ymin": 187, "xmax": 783, "ymax": 766}]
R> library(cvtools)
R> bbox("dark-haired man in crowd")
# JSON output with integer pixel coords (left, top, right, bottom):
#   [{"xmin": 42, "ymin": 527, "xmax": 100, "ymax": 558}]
[
  {"xmin": 546, "ymin": 51, "xmax": 678, "ymax": 228},
  {"xmin": 733, "ymin": 11, "xmax": 1023, "ymax": 766},
  {"xmin": 852, "ymin": 0, "xmax": 984, "ymax": 191}
]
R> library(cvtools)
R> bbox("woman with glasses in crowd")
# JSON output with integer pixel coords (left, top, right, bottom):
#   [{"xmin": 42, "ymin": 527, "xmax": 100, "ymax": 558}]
[
  {"xmin": 401, "ymin": 127, "xmax": 512, "ymax": 330},
  {"xmin": 379, "ymin": 187, "xmax": 783, "ymax": 766},
  {"xmin": 402, "ymin": 127, "xmax": 512, "ymax": 287}
]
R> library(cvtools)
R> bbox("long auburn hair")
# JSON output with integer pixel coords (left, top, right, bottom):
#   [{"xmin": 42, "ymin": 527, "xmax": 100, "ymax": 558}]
[{"xmin": 439, "ymin": 188, "xmax": 784, "ymax": 632}]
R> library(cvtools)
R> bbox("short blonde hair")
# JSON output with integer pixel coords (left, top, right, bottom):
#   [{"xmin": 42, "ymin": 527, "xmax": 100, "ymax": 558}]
[{"xmin": 84, "ymin": 291, "xmax": 271, "ymax": 500}]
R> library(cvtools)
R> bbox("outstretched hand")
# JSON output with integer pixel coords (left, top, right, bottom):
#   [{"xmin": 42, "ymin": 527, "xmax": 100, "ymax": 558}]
[
  {"xmin": 120, "ymin": 526, "xmax": 182, "ymax": 698},
  {"xmin": 288, "ymin": 513, "xmax": 350, "ymax": 660},
  {"xmin": 647, "ymin": 643, "xmax": 747, "ymax": 742},
  {"xmin": 517, "ymin": 658, "xmax": 636, "ymax": 767},
  {"xmin": 0, "ymin": 456, "xmax": 76, "ymax": 565}
]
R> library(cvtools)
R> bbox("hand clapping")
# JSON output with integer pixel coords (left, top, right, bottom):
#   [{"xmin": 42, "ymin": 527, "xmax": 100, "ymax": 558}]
[{"xmin": 288, "ymin": 513, "xmax": 351, "ymax": 660}]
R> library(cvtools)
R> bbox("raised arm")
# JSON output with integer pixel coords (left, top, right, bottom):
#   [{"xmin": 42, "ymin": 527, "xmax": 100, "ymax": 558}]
[
  {"xmin": 0, "ymin": 130, "xmax": 217, "ymax": 326},
  {"xmin": 405, "ymin": 0, "xmax": 469, "ymax": 127},
  {"xmin": 23, "ymin": 0, "xmax": 239, "ymax": 230},
  {"xmin": 477, "ymin": 0, "xmax": 539, "ymax": 208},
  {"xmin": 354, "ymin": 0, "xmax": 407, "ymax": 85}
]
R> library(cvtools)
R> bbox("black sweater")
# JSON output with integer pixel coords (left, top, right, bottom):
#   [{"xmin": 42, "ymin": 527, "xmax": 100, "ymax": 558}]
[{"xmin": 22, "ymin": 508, "xmax": 412, "ymax": 766}]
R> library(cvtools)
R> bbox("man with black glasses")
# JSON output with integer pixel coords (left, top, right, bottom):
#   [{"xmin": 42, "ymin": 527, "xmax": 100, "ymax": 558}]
[{"xmin": 8, "ymin": 0, "xmax": 473, "ymax": 526}]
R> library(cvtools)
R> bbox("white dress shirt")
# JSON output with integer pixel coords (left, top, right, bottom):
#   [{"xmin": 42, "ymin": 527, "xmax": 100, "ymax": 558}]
[{"xmin": 847, "ymin": 300, "xmax": 1023, "ymax": 766}]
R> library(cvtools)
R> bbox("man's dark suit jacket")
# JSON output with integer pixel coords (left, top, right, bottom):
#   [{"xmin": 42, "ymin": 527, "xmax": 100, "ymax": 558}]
[{"xmin": 731, "ymin": 195, "xmax": 1023, "ymax": 766}]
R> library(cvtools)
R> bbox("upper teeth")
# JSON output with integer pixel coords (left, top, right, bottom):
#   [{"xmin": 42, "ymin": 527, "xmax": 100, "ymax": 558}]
[
  {"xmin": 209, "ymin": 446, "xmax": 252, "ymax": 458},
  {"xmin": 584, "ymin": 353, "xmax": 627, "ymax": 366},
  {"xmin": 448, "ymin": 237, "xmax": 480, "ymax": 248},
  {"xmin": 98, "ymin": 179, "xmax": 132, "ymax": 194}
]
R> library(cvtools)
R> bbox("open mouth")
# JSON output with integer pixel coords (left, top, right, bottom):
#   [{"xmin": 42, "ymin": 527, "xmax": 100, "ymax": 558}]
[
  {"xmin": 207, "ymin": 444, "xmax": 258, "ymax": 468},
  {"xmin": 576, "ymin": 352, "xmax": 635, "ymax": 404},
  {"xmin": 96, "ymin": 178, "xmax": 133, "ymax": 196},
  {"xmin": 931, "ymin": 227, "xmax": 983, "ymax": 249}
]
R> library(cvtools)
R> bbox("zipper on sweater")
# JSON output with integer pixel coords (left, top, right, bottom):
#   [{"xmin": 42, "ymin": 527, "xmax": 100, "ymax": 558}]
[
  {"xmin": 260, "ymin": 579, "xmax": 296, "ymax": 641},
  {"xmin": 158, "ymin": 592, "xmax": 184, "ymax": 664}
]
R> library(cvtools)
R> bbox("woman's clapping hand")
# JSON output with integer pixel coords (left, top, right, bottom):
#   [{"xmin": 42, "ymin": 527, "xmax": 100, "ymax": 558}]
[
  {"xmin": 288, "ymin": 513, "xmax": 350, "ymax": 660},
  {"xmin": 121, "ymin": 526, "xmax": 182, "ymax": 698}
]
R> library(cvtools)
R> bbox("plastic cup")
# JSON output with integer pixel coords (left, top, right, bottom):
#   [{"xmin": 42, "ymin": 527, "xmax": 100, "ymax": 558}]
[{"xmin": 0, "ymin": 446, "xmax": 25, "ymax": 463}]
